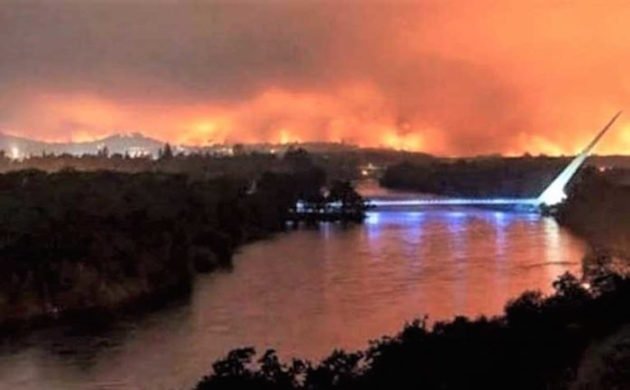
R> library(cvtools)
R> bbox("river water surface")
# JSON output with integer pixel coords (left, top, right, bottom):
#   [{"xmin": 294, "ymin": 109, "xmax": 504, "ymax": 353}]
[{"xmin": 0, "ymin": 187, "xmax": 586, "ymax": 389}]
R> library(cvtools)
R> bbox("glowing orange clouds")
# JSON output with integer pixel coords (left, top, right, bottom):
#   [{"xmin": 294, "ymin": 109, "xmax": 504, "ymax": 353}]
[
  {"xmin": 2, "ymin": 1, "xmax": 630, "ymax": 155},
  {"xmin": 4, "ymin": 84, "xmax": 628, "ymax": 156}
]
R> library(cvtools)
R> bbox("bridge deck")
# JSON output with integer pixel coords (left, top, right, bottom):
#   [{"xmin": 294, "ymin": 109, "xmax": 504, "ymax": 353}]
[{"xmin": 368, "ymin": 198, "xmax": 539, "ymax": 207}]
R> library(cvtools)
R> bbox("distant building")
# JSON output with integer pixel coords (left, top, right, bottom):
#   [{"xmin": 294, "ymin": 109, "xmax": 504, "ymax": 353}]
[{"xmin": 127, "ymin": 147, "xmax": 152, "ymax": 158}]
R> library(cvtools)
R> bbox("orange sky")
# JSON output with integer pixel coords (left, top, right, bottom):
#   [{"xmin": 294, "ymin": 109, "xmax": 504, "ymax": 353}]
[{"xmin": 1, "ymin": 1, "xmax": 630, "ymax": 155}]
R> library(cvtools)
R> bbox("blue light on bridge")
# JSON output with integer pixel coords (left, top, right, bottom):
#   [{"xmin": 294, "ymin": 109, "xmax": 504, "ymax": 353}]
[{"xmin": 369, "ymin": 198, "xmax": 539, "ymax": 208}]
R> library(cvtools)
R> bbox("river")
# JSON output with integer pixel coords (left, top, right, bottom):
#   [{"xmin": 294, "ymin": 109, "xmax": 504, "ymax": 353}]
[{"xmin": 0, "ymin": 186, "xmax": 586, "ymax": 389}]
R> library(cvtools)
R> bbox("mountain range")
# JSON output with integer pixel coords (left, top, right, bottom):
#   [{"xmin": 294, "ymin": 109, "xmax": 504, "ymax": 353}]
[
  {"xmin": 0, "ymin": 132, "xmax": 167, "ymax": 157},
  {"xmin": 0, "ymin": 133, "xmax": 363, "ymax": 158}
]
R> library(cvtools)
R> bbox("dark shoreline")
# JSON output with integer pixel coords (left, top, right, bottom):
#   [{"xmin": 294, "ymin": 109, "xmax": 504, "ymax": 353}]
[
  {"xmin": 555, "ymin": 171, "xmax": 630, "ymax": 265},
  {"xmin": 0, "ymin": 164, "xmax": 367, "ymax": 334},
  {"xmin": 0, "ymin": 170, "xmax": 285, "ymax": 332},
  {"xmin": 0, "ymin": 278, "xmax": 193, "ymax": 336}
]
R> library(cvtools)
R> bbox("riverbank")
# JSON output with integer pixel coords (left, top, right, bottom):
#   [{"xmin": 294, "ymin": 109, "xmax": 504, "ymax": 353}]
[
  {"xmin": 550, "ymin": 169, "xmax": 630, "ymax": 388},
  {"xmin": 0, "ymin": 170, "xmax": 246, "ymax": 330},
  {"xmin": 555, "ymin": 170, "xmax": 630, "ymax": 263},
  {"xmin": 0, "ymin": 166, "xmax": 363, "ymax": 331}
]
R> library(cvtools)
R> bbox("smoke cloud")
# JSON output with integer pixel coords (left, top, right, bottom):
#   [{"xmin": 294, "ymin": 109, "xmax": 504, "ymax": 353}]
[{"xmin": 1, "ymin": 1, "xmax": 629, "ymax": 155}]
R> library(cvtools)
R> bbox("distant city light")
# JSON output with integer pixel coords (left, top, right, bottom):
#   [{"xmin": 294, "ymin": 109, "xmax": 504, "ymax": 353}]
[
  {"xmin": 127, "ymin": 147, "xmax": 151, "ymax": 158},
  {"xmin": 359, "ymin": 162, "xmax": 380, "ymax": 177},
  {"xmin": 9, "ymin": 146, "xmax": 21, "ymax": 160}
]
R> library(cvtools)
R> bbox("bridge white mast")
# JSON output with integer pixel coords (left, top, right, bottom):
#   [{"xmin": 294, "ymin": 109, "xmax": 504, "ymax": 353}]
[{"xmin": 536, "ymin": 111, "xmax": 621, "ymax": 207}]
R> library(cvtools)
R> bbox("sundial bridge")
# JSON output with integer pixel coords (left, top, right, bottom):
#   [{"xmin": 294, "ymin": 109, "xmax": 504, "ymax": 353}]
[{"xmin": 369, "ymin": 112, "xmax": 622, "ymax": 211}]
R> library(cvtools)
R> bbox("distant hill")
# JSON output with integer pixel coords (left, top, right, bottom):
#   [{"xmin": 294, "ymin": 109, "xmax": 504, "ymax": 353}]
[
  {"xmin": 0, "ymin": 132, "xmax": 166, "ymax": 158},
  {"xmin": 0, "ymin": 132, "xmax": 626, "ymax": 165},
  {"xmin": 0, "ymin": 134, "xmax": 368, "ymax": 158}
]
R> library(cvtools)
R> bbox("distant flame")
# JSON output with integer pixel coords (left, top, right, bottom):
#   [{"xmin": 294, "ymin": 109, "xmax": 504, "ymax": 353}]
[
  {"xmin": 3, "ymin": 86, "xmax": 630, "ymax": 156},
  {"xmin": 382, "ymin": 131, "xmax": 424, "ymax": 151}
]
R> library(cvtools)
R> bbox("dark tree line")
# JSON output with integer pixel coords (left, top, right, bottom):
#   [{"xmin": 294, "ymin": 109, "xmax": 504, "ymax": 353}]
[
  {"xmin": 555, "ymin": 166, "xmax": 630, "ymax": 261},
  {"xmin": 380, "ymin": 157, "xmax": 570, "ymax": 197},
  {"xmin": 0, "ymin": 161, "xmax": 364, "ymax": 327}
]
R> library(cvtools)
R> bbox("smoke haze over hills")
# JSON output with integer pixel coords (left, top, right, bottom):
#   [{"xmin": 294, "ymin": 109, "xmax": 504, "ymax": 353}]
[{"xmin": 1, "ymin": 1, "xmax": 630, "ymax": 156}]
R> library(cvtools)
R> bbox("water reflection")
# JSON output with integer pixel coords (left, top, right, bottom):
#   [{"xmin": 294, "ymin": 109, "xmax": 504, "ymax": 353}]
[{"xmin": 0, "ymin": 208, "xmax": 585, "ymax": 390}]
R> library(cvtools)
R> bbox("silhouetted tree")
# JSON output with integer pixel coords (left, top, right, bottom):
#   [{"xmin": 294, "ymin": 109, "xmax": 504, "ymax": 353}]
[
  {"xmin": 327, "ymin": 180, "xmax": 366, "ymax": 220},
  {"xmin": 159, "ymin": 143, "xmax": 174, "ymax": 160},
  {"xmin": 233, "ymin": 143, "xmax": 246, "ymax": 156},
  {"xmin": 283, "ymin": 147, "xmax": 313, "ymax": 170},
  {"xmin": 97, "ymin": 146, "xmax": 109, "ymax": 158}
]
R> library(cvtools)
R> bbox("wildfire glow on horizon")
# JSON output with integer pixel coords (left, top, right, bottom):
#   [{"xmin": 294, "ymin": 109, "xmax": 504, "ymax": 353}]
[{"xmin": 2, "ymin": 1, "xmax": 630, "ymax": 156}]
